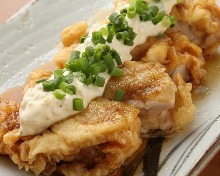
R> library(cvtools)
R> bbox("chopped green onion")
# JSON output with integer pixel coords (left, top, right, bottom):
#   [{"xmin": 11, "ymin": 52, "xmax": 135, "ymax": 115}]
[
  {"xmin": 156, "ymin": 33, "xmax": 166, "ymax": 38},
  {"xmin": 64, "ymin": 73, "xmax": 75, "ymax": 84},
  {"xmin": 147, "ymin": 6, "xmax": 159, "ymax": 17},
  {"xmin": 162, "ymin": 15, "xmax": 171, "ymax": 28},
  {"xmin": 141, "ymin": 1, "xmax": 148, "ymax": 11},
  {"xmin": 110, "ymin": 67, "xmax": 124, "ymax": 77},
  {"xmin": 109, "ymin": 12, "xmax": 120, "ymax": 24},
  {"xmin": 116, "ymin": 33, "xmax": 122, "ymax": 40},
  {"xmin": 85, "ymin": 46, "xmax": 94, "ymax": 56},
  {"xmin": 82, "ymin": 52, "xmax": 88, "ymax": 58},
  {"xmin": 69, "ymin": 60, "xmax": 80, "ymax": 72},
  {"xmin": 94, "ymin": 76, "xmax": 105, "ymax": 87},
  {"xmin": 93, "ymin": 49, "xmax": 102, "ymax": 62},
  {"xmin": 36, "ymin": 79, "xmax": 47, "ymax": 84},
  {"xmin": 78, "ymin": 57, "xmax": 89, "ymax": 75},
  {"xmin": 92, "ymin": 31, "xmax": 106, "ymax": 45},
  {"xmin": 84, "ymin": 76, "xmax": 94, "ymax": 86},
  {"xmin": 115, "ymin": 15, "xmax": 124, "ymax": 26},
  {"xmin": 70, "ymin": 50, "xmax": 81, "ymax": 60},
  {"xmin": 54, "ymin": 69, "xmax": 64, "ymax": 76},
  {"xmin": 42, "ymin": 80, "xmax": 56, "ymax": 92},
  {"xmin": 73, "ymin": 98, "xmax": 84, "ymax": 111},
  {"xmin": 54, "ymin": 75, "xmax": 64, "ymax": 88},
  {"xmin": 111, "ymin": 49, "xmax": 122, "ymax": 66},
  {"xmin": 140, "ymin": 12, "xmax": 152, "ymax": 21},
  {"xmin": 59, "ymin": 82, "xmax": 68, "ymax": 91},
  {"xmin": 114, "ymin": 89, "xmax": 125, "ymax": 101},
  {"xmin": 59, "ymin": 82, "xmax": 76, "ymax": 95},
  {"xmin": 101, "ymin": 27, "xmax": 108, "ymax": 36},
  {"xmin": 80, "ymin": 35, "xmax": 87, "ymax": 44},
  {"xmin": 120, "ymin": 9, "xmax": 127, "ymax": 16},
  {"xmin": 99, "ymin": 62, "xmax": 108, "ymax": 72},
  {"xmin": 76, "ymin": 72, "xmax": 86, "ymax": 82},
  {"xmin": 127, "ymin": 6, "xmax": 136, "ymax": 19},
  {"xmin": 127, "ymin": 27, "xmax": 137, "ymax": 40},
  {"xmin": 152, "ymin": 11, "xmax": 165, "ymax": 25},
  {"xmin": 65, "ymin": 84, "xmax": 76, "ymax": 95},
  {"xmin": 103, "ymin": 45, "xmax": 110, "ymax": 53},
  {"xmin": 124, "ymin": 39, "xmax": 134, "ymax": 46},
  {"xmin": 53, "ymin": 89, "xmax": 66, "ymax": 100},
  {"xmin": 104, "ymin": 54, "xmax": 115, "ymax": 72},
  {"xmin": 135, "ymin": 0, "xmax": 144, "ymax": 14},
  {"xmin": 90, "ymin": 64, "xmax": 100, "ymax": 75},
  {"xmin": 169, "ymin": 16, "xmax": 177, "ymax": 28}
]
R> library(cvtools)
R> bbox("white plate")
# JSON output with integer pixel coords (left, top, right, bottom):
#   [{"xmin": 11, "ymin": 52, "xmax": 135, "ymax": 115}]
[{"xmin": 0, "ymin": 0, "xmax": 220, "ymax": 176}]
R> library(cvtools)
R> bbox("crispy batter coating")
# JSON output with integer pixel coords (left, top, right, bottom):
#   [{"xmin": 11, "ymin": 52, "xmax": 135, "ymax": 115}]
[
  {"xmin": 171, "ymin": 0, "xmax": 220, "ymax": 57},
  {"xmin": 1, "ymin": 98, "xmax": 141, "ymax": 176},
  {"xmin": 0, "ymin": 99, "xmax": 20, "ymax": 154},
  {"xmin": 141, "ymin": 32, "xmax": 206, "ymax": 87},
  {"xmin": 103, "ymin": 61, "xmax": 178, "ymax": 135},
  {"xmin": 171, "ymin": 74, "xmax": 196, "ymax": 133}
]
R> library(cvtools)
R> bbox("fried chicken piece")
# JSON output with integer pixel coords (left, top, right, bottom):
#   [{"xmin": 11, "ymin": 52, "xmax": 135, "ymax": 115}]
[
  {"xmin": 171, "ymin": 0, "xmax": 220, "ymax": 57},
  {"xmin": 0, "ymin": 99, "xmax": 20, "ymax": 154},
  {"xmin": 141, "ymin": 32, "xmax": 206, "ymax": 87},
  {"xmin": 170, "ymin": 74, "xmax": 196, "ymax": 133},
  {"xmin": 103, "ymin": 61, "xmax": 177, "ymax": 135},
  {"xmin": 1, "ymin": 98, "xmax": 141, "ymax": 176}
]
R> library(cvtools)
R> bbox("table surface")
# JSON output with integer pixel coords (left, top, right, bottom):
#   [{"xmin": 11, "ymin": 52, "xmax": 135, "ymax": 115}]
[{"xmin": 0, "ymin": 0, "xmax": 219, "ymax": 175}]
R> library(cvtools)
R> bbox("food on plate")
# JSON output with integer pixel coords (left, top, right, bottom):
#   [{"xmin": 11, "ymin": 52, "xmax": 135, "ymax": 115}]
[
  {"xmin": 1, "ymin": 0, "xmax": 220, "ymax": 175},
  {"xmin": 0, "ymin": 98, "xmax": 141, "ymax": 176}
]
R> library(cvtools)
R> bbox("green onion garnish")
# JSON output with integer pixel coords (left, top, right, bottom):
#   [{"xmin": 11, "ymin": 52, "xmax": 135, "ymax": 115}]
[
  {"xmin": 69, "ymin": 60, "xmax": 80, "ymax": 72},
  {"xmin": 79, "ymin": 35, "xmax": 87, "ymax": 44},
  {"xmin": 65, "ymin": 85, "xmax": 76, "ymax": 95},
  {"xmin": 127, "ymin": 6, "xmax": 136, "ymax": 19},
  {"xmin": 54, "ymin": 75, "xmax": 65, "ymax": 88},
  {"xmin": 85, "ymin": 46, "xmax": 94, "ymax": 56},
  {"xmin": 73, "ymin": 98, "xmax": 84, "ymax": 111},
  {"xmin": 114, "ymin": 89, "xmax": 125, "ymax": 101},
  {"xmin": 147, "ymin": 6, "xmax": 159, "ymax": 17},
  {"xmin": 90, "ymin": 64, "xmax": 101, "ymax": 75},
  {"xmin": 36, "ymin": 79, "xmax": 47, "ymax": 84},
  {"xmin": 152, "ymin": 11, "xmax": 165, "ymax": 25},
  {"xmin": 53, "ymin": 89, "xmax": 66, "ymax": 100},
  {"xmin": 42, "ymin": 80, "xmax": 56, "ymax": 92},
  {"xmin": 110, "ymin": 67, "xmax": 124, "ymax": 77},
  {"xmin": 104, "ymin": 54, "xmax": 115, "ymax": 72},
  {"xmin": 101, "ymin": 27, "xmax": 108, "ymax": 36},
  {"xmin": 92, "ymin": 31, "xmax": 106, "ymax": 45},
  {"xmin": 120, "ymin": 9, "xmax": 127, "ymax": 16},
  {"xmin": 169, "ymin": 16, "xmax": 177, "ymax": 28},
  {"xmin": 94, "ymin": 76, "xmax": 105, "ymax": 87},
  {"xmin": 162, "ymin": 15, "xmax": 171, "ymax": 28}
]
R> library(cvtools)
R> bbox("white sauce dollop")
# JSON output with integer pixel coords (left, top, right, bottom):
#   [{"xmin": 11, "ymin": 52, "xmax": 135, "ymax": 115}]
[{"xmin": 19, "ymin": 0, "xmax": 177, "ymax": 136}]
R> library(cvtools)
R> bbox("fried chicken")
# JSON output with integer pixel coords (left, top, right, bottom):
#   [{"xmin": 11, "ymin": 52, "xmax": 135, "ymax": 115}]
[
  {"xmin": 141, "ymin": 32, "xmax": 206, "ymax": 87},
  {"xmin": 103, "ymin": 61, "xmax": 196, "ymax": 136},
  {"xmin": 171, "ymin": 0, "xmax": 220, "ymax": 57},
  {"xmin": 1, "ymin": 98, "xmax": 141, "ymax": 176}
]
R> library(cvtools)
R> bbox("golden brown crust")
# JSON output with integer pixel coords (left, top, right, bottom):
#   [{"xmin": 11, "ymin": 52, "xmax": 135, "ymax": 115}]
[
  {"xmin": 1, "ymin": 98, "xmax": 141, "ymax": 176},
  {"xmin": 171, "ymin": 0, "xmax": 220, "ymax": 57},
  {"xmin": 0, "ymin": 99, "xmax": 20, "ymax": 154}
]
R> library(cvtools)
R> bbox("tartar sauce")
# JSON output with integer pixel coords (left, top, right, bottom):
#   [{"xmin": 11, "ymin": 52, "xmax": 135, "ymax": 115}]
[{"xmin": 19, "ymin": 0, "xmax": 178, "ymax": 136}]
